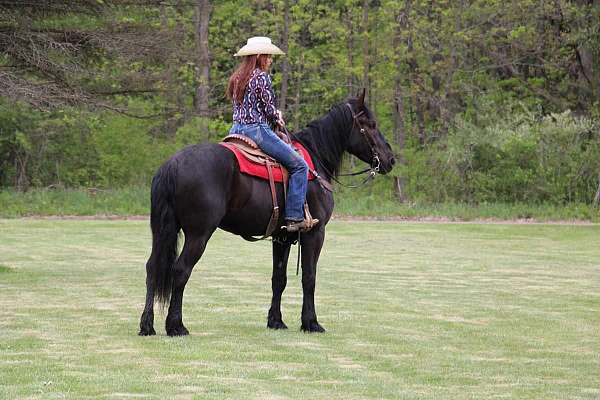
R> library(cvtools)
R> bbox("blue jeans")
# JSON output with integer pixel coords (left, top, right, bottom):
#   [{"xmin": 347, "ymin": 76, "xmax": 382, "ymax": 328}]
[{"xmin": 230, "ymin": 123, "xmax": 308, "ymax": 221}]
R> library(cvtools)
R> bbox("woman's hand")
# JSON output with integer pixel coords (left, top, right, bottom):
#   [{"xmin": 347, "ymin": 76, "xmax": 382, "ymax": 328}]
[
  {"xmin": 276, "ymin": 110, "xmax": 286, "ymax": 127},
  {"xmin": 276, "ymin": 129, "xmax": 291, "ymax": 144}
]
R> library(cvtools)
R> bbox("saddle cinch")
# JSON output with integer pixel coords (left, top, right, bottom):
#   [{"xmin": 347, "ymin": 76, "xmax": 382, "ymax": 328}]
[{"xmin": 219, "ymin": 134, "xmax": 319, "ymax": 240}]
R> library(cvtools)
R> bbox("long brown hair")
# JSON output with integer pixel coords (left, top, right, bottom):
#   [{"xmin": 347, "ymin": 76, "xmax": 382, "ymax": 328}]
[{"xmin": 226, "ymin": 54, "xmax": 271, "ymax": 103}]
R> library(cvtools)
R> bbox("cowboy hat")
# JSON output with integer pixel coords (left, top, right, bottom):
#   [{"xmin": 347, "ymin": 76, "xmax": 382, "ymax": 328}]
[{"xmin": 234, "ymin": 36, "xmax": 285, "ymax": 57}]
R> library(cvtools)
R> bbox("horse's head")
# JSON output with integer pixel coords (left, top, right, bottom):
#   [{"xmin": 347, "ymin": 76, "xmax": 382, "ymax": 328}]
[{"xmin": 346, "ymin": 90, "xmax": 396, "ymax": 174}]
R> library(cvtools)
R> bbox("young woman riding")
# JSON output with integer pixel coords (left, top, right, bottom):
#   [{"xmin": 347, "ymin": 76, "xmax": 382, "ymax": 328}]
[{"xmin": 227, "ymin": 36, "xmax": 317, "ymax": 233}]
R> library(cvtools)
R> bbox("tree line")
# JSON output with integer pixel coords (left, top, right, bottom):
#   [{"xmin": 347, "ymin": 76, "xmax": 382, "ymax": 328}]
[{"xmin": 0, "ymin": 0, "xmax": 599, "ymax": 204}]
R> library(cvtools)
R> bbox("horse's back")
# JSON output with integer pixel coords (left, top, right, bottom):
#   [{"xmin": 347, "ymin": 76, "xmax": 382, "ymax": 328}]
[
  {"xmin": 158, "ymin": 143, "xmax": 237, "ymax": 230},
  {"xmin": 169, "ymin": 142, "xmax": 234, "ymax": 176}
]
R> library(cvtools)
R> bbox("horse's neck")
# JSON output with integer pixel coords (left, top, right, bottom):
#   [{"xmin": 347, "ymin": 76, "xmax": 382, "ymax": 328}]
[
  {"xmin": 298, "ymin": 110, "xmax": 350, "ymax": 178},
  {"xmin": 320, "ymin": 113, "xmax": 351, "ymax": 177}
]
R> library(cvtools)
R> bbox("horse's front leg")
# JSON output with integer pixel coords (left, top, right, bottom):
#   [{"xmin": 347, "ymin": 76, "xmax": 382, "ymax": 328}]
[
  {"xmin": 267, "ymin": 240, "xmax": 291, "ymax": 329},
  {"xmin": 300, "ymin": 228, "xmax": 326, "ymax": 333}
]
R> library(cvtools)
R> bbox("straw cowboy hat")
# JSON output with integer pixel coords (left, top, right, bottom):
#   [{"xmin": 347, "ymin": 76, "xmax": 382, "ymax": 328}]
[{"xmin": 234, "ymin": 36, "xmax": 285, "ymax": 57}]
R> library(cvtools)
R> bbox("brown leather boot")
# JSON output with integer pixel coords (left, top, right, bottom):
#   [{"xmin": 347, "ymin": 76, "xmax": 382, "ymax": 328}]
[{"xmin": 283, "ymin": 218, "xmax": 319, "ymax": 233}]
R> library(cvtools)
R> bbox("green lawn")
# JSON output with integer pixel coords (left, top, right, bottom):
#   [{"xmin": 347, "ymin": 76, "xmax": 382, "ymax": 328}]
[{"xmin": 1, "ymin": 219, "xmax": 599, "ymax": 399}]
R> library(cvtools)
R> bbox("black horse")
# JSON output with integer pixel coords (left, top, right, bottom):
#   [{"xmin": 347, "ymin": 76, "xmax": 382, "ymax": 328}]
[{"xmin": 139, "ymin": 91, "xmax": 395, "ymax": 336}]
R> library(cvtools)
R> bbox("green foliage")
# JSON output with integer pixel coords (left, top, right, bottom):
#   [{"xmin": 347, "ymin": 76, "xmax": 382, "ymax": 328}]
[
  {"xmin": 174, "ymin": 116, "xmax": 231, "ymax": 146},
  {"xmin": 0, "ymin": 187, "xmax": 149, "ymax": 217},
  {"xmin": 399, "ymin": 147, "xmax": 462, "ymax": 203},
  {"xmin": 1, "ymin": 1, "xmax": 600, "ymax": 211},
  {"xmin": 0, "ymin": 99, "xmax": 234, "ymax": 189},
  {"xmin": 92, "ymin": 115, "xmax": 151, "ymax": 186},
  {"xmin": 440, "ymin": 103, "xmax": 600, "ymax": 204},
  {"xmin": 0, "ymin": 100, "xmax": 99, "ymax": 189}
]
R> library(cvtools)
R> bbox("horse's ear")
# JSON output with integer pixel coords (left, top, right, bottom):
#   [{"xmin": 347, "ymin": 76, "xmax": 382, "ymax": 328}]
[{"xmin": 357, "ymin": 88, "xmax": 366, "ymax": 107}]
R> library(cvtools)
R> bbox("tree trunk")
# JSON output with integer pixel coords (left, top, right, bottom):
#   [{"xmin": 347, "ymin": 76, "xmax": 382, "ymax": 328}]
[
  {"xmin": 193, "ymin": 0, "xmax": 211, "ymax": 138},
  {"xmin": 346, "ymin": 7, "xmax": 355, "ymax": 97},
  {"xmin": 577, "ymin": 0, "xmax": 600, "ymax": 102},
  {"xmin": 442, "ymin": 0, "xmax": 463, "ymax": 127},
  {"xmin": 15, "ymin": 153, "xmax": 29, "ymax": 192},
  {"xmin": 369, "ymin": 7, "xmax": 378, "ymax": 112},
  {"xmin": 393, "ymin": 6, "xmax": 408, "ymax": 202},
  {"xmin": 293, "ymin": 53, "xmax": 304, "ymax": 131},
  {"xmin": 278, "ymin": 0, "xmax": 290, "ymax": 113},
  {"xmin": 361, "ymin": 0, "xmax": 370, "ymax": 99},
  {"xmin": 161, "ymin": 4, "xmax": 183, "ymax": 138},
  {"xmin": 427, "ymin": 3, "xmax": 443, "ymax": 133},
  {"xmin": 345, "ymin": 8, "xmax": 357, "ymax": 169},
  {"xmin": 593, "ymin": 178, "xmax": 600, "ymax": 205},
  {"xmin": 404, "ymin": 0, "xmax": 425, "ymax": 145}
]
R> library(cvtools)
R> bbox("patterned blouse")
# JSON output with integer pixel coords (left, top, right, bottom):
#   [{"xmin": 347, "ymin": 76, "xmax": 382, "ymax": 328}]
[{"xmin": 233, "ymin": 68, "xmax": 279, "ymax": 125}]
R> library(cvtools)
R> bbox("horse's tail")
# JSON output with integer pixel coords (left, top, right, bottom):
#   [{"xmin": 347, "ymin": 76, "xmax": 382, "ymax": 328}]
[{"xmin": 148, "ymin": 159, "xmax": 180, "ymax": 306}]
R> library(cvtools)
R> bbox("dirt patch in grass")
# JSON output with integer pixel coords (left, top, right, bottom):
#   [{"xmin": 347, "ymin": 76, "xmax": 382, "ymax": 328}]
[{"xmin": 329, "ymin": 355, "xmax": 364, "ymax": 370}]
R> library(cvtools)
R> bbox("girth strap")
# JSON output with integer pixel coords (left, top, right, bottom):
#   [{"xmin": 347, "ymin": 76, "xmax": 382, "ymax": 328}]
[
  {"xmin": 243, "ymin": 160, "xmax": 280, "ymax": 242},
  {"xmin": 265, "ymin": 161, "xmax": 280, "ymax": 238}
]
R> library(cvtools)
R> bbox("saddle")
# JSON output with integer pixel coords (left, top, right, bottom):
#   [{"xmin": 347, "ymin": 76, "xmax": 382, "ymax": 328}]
[
  {"xmin": 220, "ymin": 134, "xmax": 319, "ymax": 240},
  {"xmin": 220, "ymin": 134, "xmax": 316, "ymax": 182}
]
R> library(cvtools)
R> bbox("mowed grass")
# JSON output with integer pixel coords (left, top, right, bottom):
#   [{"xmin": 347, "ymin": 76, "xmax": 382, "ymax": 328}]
[{"xmin": 1, "ymin": 220, "xmax": 599, "ymax": 399}]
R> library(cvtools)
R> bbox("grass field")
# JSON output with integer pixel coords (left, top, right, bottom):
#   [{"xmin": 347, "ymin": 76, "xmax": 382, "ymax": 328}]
[{"xmin": 1, "ymin": 219, "xmax": 599, "ymax": 399}]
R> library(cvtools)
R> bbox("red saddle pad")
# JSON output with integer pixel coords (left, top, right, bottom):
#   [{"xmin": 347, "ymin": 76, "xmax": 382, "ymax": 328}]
[{"xmin": 219, "ymin": 141, "xmax": 316, "ymax": 183}]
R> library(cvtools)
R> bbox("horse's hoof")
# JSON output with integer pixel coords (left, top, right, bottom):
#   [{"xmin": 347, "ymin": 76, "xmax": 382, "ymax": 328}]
[
  {"xmin": 166, "ymin": 325, "xmax": 189, "ymax": 337},
  {"xmin": 138, "ymin": 326, "xmax": 156, "ymax": 336},
  {"xmin": 267, "ymin": 319, "xmax": 288, "ymax": 330},
  {"xmin": 301, "ymin": 321, "xmax": 326, "ymax": 333},
  {"xmin": 139, "ymin": 312, "xmax": 155, "ymax": 336}
]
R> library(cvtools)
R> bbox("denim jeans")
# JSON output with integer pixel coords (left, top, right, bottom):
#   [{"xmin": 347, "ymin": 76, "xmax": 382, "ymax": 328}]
[{"xmin": 229, "ymin": 123, "xmax": 308, "ymax": 221}]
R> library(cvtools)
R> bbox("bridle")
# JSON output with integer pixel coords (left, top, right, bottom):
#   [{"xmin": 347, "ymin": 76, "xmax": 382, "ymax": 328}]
[
  {"xmin": 346, "ymin": 102, "xmax": 381, "ymax": 177},
  {"xmin": 308, "ymin": 102, "xmax": 382, "ymax": 189}
]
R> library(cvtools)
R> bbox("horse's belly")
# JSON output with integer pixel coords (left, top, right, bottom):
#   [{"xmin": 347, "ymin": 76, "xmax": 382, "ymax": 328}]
[{"xmin": 219, "ymin": 175, "xmax": 285, "ymax": 237}]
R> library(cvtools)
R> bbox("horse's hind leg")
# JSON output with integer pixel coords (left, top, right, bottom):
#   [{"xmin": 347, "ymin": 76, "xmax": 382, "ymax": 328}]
[
  {"xmin": 166, "ymin": 232, "xmax": 213, "ymax": 336},
  {"xmin": 139, "ymin": 256, "xmax": 158, "ymax": 336},
  {"xmin": 267, "ymin": 241, "xmax": 292, "ymax": 329}
]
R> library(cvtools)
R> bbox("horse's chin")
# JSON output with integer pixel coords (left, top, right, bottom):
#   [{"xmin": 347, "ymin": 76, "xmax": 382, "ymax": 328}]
[{"xmin": 378, "ymin": 164, "xmax": 394, "ymax": 175}]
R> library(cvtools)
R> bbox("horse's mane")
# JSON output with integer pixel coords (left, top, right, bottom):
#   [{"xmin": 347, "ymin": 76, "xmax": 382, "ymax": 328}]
[{"xmin": 293, "ymin": 103, "xmax": 353, "ymax": 178}]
